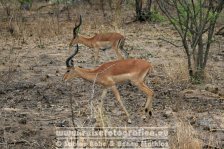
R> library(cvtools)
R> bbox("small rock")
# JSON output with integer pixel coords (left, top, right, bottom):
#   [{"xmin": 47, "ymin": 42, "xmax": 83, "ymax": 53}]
[
  {"xmin": 18, "ymin": 118, "xmax": 27, "ymax": 124},
  {"xmin": 94, "ymin": 123, "xmax": 103, "ymax": 131},
  {"xmin": 163, "ymin": 110, "xmax": 172, "ymax": 118},
  {"xmin": 218, "ymin": 89, "xmax": 224, "ymax": 97},
  {"xmin": 5, "ymin": 126, "xmax": 18, "ymax": 133},
  {"xmin": 0, "ymin": 129, "xmax": 3, "ymax": 135},
  {"xmin": 5, "ymin": 126, "xmax": 11, "ymax": 132},
  {"xmin": 190, "ymin": 120, "xmax": 196, "ymax": 125},
  {"xmin": 85, "ymin": 118, "xmax": 96, "ymax": 125},
  {"xmin": 46, "ymin": 74, "xmax": 55, "ymax": 78},
  {"xmin": 203, "ymin": 126, "xmax": 210, "ymax": 131},
  {"xmin": 77, "ymin": 60, "xmax": 86, "ymax": 63},
  {"xmin": 56, "ymin": 120, "xmax": 69, "ymax": 127},
  {"xmin": 205, "ymin": 84, "xmax": 219, "ymax": 94},
  {"xmin": 112, "ymin": 109, "xmax": 122, "ymax": 116},
  {"xmin": 17, "ymin": 113, "xmax": 27, "ymax": 118},
  {"xmin": 181, "ymin": 89, "xmax": 195, "ymax": 94},
  {"xmin": 196, "ymin": 118, "xmax": 219, "ymax": 131},
  {"xmin": 151, "ymin": 77, "xmax": 161, "ymax": 84},
  {"xmin": 213, "ymin": 55, "xmax": 223, "ymax": 61}
]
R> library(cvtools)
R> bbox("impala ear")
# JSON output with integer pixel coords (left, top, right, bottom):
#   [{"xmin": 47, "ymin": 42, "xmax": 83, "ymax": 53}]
[
  {"xmin": 73, "ymin": 27, "xmax": 78, "ymax": 38},
  {"xmin": 69, "ymin": 59, "xmax": 74, "ymax": 66},
  {"xmin": 76, "ymin": 27, "xmax": 80, "ymax": 34}
]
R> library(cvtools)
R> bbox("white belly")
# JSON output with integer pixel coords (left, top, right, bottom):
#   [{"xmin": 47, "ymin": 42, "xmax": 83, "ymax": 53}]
[
  {"xmin": 111, "ymin": 73, "xmax": 133, "ymax": 83},
  {"xmin": 96, "ymin": 41, "xmax": 113, "ymax": 49}
]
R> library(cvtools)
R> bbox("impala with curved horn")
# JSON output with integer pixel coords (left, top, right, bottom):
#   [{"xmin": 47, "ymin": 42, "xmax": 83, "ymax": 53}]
[
  {"xmin": 63, "ymin": 45, "xmax": 154, "ymax": 123},
  {"xmin": 69, "ymin": 16, "xmax": 128, "ymax": 64}
]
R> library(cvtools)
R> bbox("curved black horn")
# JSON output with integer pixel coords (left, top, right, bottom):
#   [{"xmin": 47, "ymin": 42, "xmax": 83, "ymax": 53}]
[
  {"xmin": 73, "ymin": 15, "xmax": 82, "ymax": 37},
  {"xmin": 66, "ymin": 44, "xmax": 79, "ymax": 67}
]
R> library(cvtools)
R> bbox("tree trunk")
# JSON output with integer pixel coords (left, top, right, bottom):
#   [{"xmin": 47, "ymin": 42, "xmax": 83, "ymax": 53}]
[
  {"xmin": 135, "ymin": 0, "xmax": 153, "ymax": 22},
  {"xmin": 192, "ymin": 69, "xmax": 205, "ymax": 82},
  {"xmin": 191, "ymin": 37, "xmax": 206, "ymax": 83},
  {"xmin": 100, "ymin": 0, "xmax": 106, "ymax": 16},
  {"xmin": 135, "ymin": 0, "xmax": 143, "ymax": 21}
]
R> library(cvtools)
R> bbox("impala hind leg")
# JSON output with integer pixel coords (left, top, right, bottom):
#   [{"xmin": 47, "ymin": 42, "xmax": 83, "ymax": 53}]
[
  {"xmin": 111, "ymin": 86, "xmax": 131, "ymax": 123},
  {"xmin": 94, "ymin": 48, "xmax": 100, "ymax": 64},
  {"xmin": 120, "ymin": 48, "xmax": 129, "ymax": 59},
  {"xmin": 119, "ymin": 39, "xmax": 129, "ymax": 58},
  {"xmin": 132, "ymin": 81, "xmax": 154, "ymax": 119},
  {"xmin": 99, "ymin": 89, "xmax": 108, "ymax": 109},
  {"xmin": 113, "ymin": 40, "xmax": 124, "ymax": 60},
  {"xmin": 114, "ymin": 48, "xmax": 124, "ymax": 60}
]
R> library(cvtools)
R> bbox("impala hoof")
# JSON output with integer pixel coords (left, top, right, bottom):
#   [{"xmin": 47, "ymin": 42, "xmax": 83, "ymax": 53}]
[{"xmin": 128, "ymin": 119, "xmax": 132, "ymax": 124}]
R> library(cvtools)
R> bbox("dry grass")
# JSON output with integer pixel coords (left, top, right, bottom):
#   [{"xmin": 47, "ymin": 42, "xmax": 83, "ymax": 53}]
[
  {"xmin": 162, "ymin": 58, "xmax": 189, "ymax": 83},
  {"xmin": 170, "ymin": 120, "xmax": 203, "ymax": 149}
]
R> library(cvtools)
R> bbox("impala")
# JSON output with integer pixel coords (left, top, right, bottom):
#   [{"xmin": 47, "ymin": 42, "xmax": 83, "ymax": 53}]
[
  {"xmin": 69, "ymin": 16, "xmax": 128, "ymax": 64},
  {"xmin": 63, "ymin": 45, "xmax": 154, "ymax": 123}
]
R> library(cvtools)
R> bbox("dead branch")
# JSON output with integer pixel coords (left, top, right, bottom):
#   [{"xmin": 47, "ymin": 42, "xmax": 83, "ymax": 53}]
[
  {"xmin": 36, "ymin": 3, "xmax": 56, "ymax": 11},
  {"xmin": 147, "ymin": 37, "xmax": 182, "ymax": 47},
  {"xmin": 158, "ymin": 37, "xmax": 183, "ymax": 47},
  {"xmin": 215, "ymin": 26, "xmax": 224, "ymax": 36}
]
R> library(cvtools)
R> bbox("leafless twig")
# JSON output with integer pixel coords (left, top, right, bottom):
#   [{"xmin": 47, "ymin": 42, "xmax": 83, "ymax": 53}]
[{"xmin": 158, "ymin": 37, "xmax": 183, "ymax": 47}]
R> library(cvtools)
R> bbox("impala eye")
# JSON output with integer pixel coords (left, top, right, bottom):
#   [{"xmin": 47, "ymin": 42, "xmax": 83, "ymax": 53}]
[{"xmin": 67, "ymin": 70, "xmax": 70, "ymax": 73}]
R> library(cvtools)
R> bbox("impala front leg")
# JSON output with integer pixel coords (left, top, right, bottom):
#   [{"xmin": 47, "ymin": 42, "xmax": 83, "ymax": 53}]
[{"xmin": 111, "ymin": 86, "xmax": 131, "ymax": 123}]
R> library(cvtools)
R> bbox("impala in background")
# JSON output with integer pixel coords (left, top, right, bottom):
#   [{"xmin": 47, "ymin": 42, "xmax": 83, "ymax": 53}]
[
  {"xmin": 63, "ymin": 45, "xmax": 154, "ymax": 123},
  {"xmin": 69, "ymin": 16, "xmax": 128, "ymax": 64}
]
